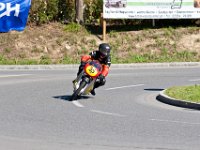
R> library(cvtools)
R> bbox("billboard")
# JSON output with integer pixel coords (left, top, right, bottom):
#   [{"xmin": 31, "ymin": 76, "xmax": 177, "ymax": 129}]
[
  {"xmin": 103, "ymin": 0, "xmax": 200, "ymax": 19},
  {"xmin": 0, "ymin": 0, "xmax": 31, "ymax": 32}
]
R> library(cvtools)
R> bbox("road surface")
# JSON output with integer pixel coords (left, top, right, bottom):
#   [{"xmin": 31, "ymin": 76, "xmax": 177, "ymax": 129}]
[{"xmin": 0, "ymin": 66, "xmax": 200, "ymax": 150}]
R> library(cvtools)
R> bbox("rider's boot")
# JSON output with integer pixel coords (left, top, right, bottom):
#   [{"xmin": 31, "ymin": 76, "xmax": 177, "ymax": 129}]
[
  {"xmin": 72, "ymin": 78, "xmax": 78, "ymax": 91},
  {"xmin": 72, "ymin": 79, "xmax": 77, "ymax": 84},
  {"xmin": 90, "ymin": 89, "xmax": 96, "ymax": 96},
  {"xmin": 90, "ymin": 81, "xmax": 101, "ymax": 96}
]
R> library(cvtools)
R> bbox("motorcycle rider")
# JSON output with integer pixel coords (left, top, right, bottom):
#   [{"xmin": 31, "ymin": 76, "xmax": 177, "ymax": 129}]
[{"xmin": 73, "ymin": 43, "xmax": 111, "ymax": 96}]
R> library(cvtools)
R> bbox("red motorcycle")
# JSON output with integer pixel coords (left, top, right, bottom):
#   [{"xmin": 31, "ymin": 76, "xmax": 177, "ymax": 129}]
[{"xmin": 71, "ymin": 60, "xmax": 102, "ymax": 100}]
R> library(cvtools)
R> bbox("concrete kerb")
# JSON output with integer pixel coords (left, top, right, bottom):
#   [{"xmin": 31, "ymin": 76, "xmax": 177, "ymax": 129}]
[
  {"xmin": 0, "ymin": 62, "xmax": 200, "ymax": 70},
  {"xmin": 157, "ymin": 90, "xmax": 200, "ymax": 110},
  {"xmin": 0, "ymin": 64, "xmax": 79, "ymax": 70}
]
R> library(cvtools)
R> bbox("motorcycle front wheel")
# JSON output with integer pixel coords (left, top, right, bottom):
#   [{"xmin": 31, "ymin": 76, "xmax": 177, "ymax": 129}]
[{"xmin": 70, "ymin": 80, "xmax": 87, "ymax": 101}]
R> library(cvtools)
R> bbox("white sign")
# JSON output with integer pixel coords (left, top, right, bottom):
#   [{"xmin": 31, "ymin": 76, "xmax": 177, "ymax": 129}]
[{"xmin": 103, "ymin": 0, "xmax": 200, "ymax": 19}]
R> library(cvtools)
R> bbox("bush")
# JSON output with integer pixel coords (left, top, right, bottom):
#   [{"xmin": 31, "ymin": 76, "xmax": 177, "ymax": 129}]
[
  {"xmin": 29, "ymin": 0, "xmax": 74, "ymax": 24},
  {"xmin": 58, "ymin": 0, "xmax": 75, "ymax": 22},
  {"xmin": 29, "ymin": 0, "xmax": 103, "ymax": 25},
  {"xmin": 29, "ymin": 0, "xmax": 48, "ymax": 24},
  {"xmin": 84, "ymin": 0, "xmax": 103, "ymax": 24}
]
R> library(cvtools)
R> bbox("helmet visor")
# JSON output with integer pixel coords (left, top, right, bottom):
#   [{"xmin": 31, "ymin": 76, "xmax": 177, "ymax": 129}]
[{"xmin": 100, "ymin": 51, "xmax": 107, "ymax": 58}]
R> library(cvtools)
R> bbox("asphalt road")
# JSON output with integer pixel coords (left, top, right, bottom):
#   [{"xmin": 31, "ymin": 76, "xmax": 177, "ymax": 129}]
[{"xmin": 0, "ymin": 66, "xmax": 200, "ymax": 150}]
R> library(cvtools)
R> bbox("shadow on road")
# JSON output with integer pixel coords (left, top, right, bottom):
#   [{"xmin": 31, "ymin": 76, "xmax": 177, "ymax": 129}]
[
  {"xmin": 144, "ymin": 88, "xmax": 164, "ymax": 91},
  {"xmin": 53, "ymin": 95, "xmax": 91, "ymax": 101}
]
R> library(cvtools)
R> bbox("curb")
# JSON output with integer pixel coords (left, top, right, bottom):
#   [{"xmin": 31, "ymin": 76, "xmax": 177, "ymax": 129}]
[
  {"xmin": 111, "ymin": 62, "xmax": 200, "ymax": 69},
  {"xmin": 0, "ymin": 64, "xmax": 79, "ymax": 70},
  {"xmin": 0, "ymin": 62, "xmax": 200, "ymax": 70},
  {"xmin": 157, "ymin": 90, "xmax": 200, "ymax": 110}
]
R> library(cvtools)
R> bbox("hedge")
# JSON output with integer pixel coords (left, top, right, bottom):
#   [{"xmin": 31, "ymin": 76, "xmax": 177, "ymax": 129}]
[{"xmin": 29, "ymin": 0, "xmax": 103, "ymax": 25}]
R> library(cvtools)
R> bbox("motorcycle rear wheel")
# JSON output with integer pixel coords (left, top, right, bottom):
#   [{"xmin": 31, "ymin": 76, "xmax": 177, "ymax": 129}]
[{"xmin": 70, "ymin": 81, "xmax": 87, "ymax": 101}]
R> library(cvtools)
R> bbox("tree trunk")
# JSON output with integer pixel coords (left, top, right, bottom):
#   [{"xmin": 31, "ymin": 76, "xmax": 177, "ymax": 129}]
[{"xmin": 75, "ymin": 0, "xmax": 84, "ymax": 24}]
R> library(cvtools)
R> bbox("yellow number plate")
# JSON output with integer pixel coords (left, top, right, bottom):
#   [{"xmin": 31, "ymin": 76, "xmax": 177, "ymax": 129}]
[{"xmin": 85, "ymin": 66, "xmax": 98, "ymax": 77}]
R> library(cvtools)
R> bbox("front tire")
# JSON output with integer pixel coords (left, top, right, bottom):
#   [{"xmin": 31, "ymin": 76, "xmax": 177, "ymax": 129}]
[{"xmin": 70, "ymin": 81, "xmax": 87, "ymax": 101}]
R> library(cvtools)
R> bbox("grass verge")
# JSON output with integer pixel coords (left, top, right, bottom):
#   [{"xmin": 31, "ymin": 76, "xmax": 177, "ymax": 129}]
[
  {"xmin": 0, "ymin": 22, "xmax": 200, "ymax": 64},
  {"xmin": 165, "ymin": 85, "xmax": 200, "ymax": 103}
]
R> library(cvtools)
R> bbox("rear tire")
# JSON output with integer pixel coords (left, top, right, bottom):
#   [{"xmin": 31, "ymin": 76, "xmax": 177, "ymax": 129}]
[{"xmin": 70, "ymin": 81, "xmax": 87, "ymax": 101}]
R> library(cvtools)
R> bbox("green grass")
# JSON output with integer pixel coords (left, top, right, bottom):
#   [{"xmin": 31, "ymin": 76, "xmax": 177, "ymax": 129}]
[
  {"xmin": 64, "ymin": 22, "xmax": 82, "ymax": 32},
  {"xmin": 64, "ymin": 22, "xmax": 89, "ymax": 34},
  {"xmin": 165, "ymin": 85, "xmax": 200, "ymax": 103}
]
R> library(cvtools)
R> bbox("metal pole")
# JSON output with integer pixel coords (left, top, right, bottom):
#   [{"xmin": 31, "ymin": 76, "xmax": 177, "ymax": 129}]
[
  {"xmin": 103, "ymin": 19, "xmax": 106, "ymax": 41},
  {"xmin": 152, "ymin": 19, "xmax": 155, "ymax": 27}
]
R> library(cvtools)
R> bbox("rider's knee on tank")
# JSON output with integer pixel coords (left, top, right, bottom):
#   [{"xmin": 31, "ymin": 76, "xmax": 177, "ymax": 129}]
[
  {"xmin": 100, "ymin": 78, "xmax": 106, "ymax": 85},
  {"xmin": 95, "ymin": 78, "xmax": 106, "ymax": 88}
]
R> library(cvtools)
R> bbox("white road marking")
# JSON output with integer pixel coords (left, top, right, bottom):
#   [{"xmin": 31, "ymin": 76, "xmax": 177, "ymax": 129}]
[
  {"xmin": 189, "ymin": 78, "xmax": 200, "ymax": 82},
  {"xmin": 150, "ymin": 119, "xmax": 200, "ymax": 125},
  {"xmin": 90, "ymin": 109, "xmax": 126, "ymax": 117},
  {"xmin": 72, "ymin": 100, "xmax": 84, "ymax": 108},
  {"xmin": 105, "ymin": 84, "xmax": 144, "ymax": 90},
  {"xmin": 0, "ymin": 74, "xmax": 32, "ymax": 78}
]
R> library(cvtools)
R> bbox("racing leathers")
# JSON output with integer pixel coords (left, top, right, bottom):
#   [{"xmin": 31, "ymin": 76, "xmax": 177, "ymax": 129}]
[{"xmin": 77, "ymin": 50, "xmax": 111, "ymax": 92}]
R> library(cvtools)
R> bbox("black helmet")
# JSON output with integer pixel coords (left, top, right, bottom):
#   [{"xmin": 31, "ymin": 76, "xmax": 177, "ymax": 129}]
[{"xmin": 99, "ymin": 43, "xmax": 111, "ymax": 58}]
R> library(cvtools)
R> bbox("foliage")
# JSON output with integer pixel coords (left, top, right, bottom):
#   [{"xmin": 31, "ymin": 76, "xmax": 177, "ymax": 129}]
[
  {"xmin": 165, "ymin": 85, "xmax": 200, "ymax": 103},
  {"xmin": 84, "ymin": 0, "xmax": 103, "ymax": 24},
  {"xmin": 30, "ymin": 0, "xmax": 75, "ymax": 24},
  {"xmin": 46, "ymin": 0, "xmax": 59, "ymax": 21},
  {"xmin": 58, "ymin": 0, "xmax": 75, "ymax": 22},
  {"xmin": 29, "ymin": 0, "xmax": 47, "ymax": 24},
  {"xmin": 64, "ymin": 22, "xmax": 82, "ymax": 32},
  {"xmin": 29, "ymin": 0, "xmax": 102, "ymax": 25}
]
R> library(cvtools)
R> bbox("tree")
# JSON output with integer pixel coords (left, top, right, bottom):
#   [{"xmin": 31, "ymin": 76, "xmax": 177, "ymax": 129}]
[{"xmin": 75, "ymin": 0, "xmax": 84, "ymax": 24}]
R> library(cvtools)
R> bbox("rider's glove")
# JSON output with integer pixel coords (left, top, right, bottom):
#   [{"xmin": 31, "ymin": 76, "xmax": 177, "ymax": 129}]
[{"xmin": 99, "ymin": 74, "xmax": 105, "ymax": 82}]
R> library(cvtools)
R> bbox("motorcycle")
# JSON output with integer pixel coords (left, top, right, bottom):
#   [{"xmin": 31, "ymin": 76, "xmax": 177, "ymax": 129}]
[{"xmin": 70, "ymin": 60, "xmax": 103, "ymax": 101}]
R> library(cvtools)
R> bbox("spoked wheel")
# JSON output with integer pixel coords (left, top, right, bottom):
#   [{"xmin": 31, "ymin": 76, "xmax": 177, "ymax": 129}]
[{"xmin": 70, "ymin": 81, "xmax": 87, "ymax": 101}]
